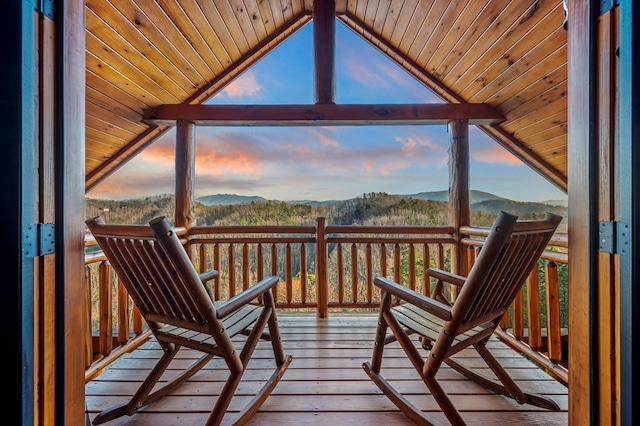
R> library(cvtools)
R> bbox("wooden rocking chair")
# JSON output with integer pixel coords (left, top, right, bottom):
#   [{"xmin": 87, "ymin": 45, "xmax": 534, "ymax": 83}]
[
  {"xmin": 86, "ymin": 216, "xmax": 292, "ymax": 426},
  {"xmin": 363, "ymin": 212, "xmax": 563, "ymax": 425}
]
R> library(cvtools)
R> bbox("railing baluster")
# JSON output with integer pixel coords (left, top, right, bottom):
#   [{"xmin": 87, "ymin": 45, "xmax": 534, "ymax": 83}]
[
  {"xmin": 393, "ymin": 244, "xmax": 401, "ymax": 284},
  {"xmin": 286, "ymin": 243, "xmax": 293, "ymax": 303},
  {"xmin": 409, "ymin": 244, "xmax": 416, "ymax": 291},
  {"xmin": 423, "ymin": 244, "xmax": 430, "ymax": 295},
  {"xmin": 271, "ymin": 243, "xmax": 278, "ymax": 303},
  {"xmin": 351, "ymin": 243, "xmax": 358, "ymax": 303},
  {"xmin": 132, "ymin": 304, "xmax": 143, "ymax": 335},
  {"xmin": 300, "ymin": 243, "xmax": 307, "ymax": 304},
  {"xmin": 527, "ymin": 266, "xmax": 543, "ymax": 350},
  {"xmin": 85, "ymin": 265, "xmax": 93, "ymax": 368},
  {"xmin": 257, "ymin": 243, "xmax": 264, "ymax": 281},
  {"xmin": 337, "ymin": 243, "xmax": 344, "ymax": 304},
  {"xmin": 117, "ymin": 277, "xmax": 129, "ymax": 345},
  {"xmin": 366, "ymin": 243, "xmax": 373, "ymax": 303},
  {"xmin": 380, "ymin": 244, "xmax": 387, "ymax": 278},
  {"xmin": 213, "ymin": 243, "xmax": 221, "ymax": 300},
  {"xmin": 199, "ymin": 243, "xmax": 207, "ymax": 274},
  {"xmin": 228, "ymin": 244, "xmax": 236, "ymax": 298},
  {"xmin": 437, "ymin": 243, "xmax": 445, "ymax": 270},
  {"xmin": 513, "ymin": 286, "xmax": 524, "ymax": 340},
  {"xmin": 545, "ymin": 261, "xmax": 562, "ymax": 363},
  {"xmin": 98, "ymin": 260, "xmax": 112, "ymax": 357},
  {"xmin": 242, "ymin": 243, "xmax": 249, "ymax": 291}
]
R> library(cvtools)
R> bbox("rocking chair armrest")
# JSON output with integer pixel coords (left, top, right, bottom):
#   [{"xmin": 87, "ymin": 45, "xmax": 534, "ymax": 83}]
[
  {"xmin": 199, "ymin": 270, "xmax": 219, "ymax": 284},
  {"xmin": 374, "ymin": 277, "xmax": 452, "ymax": 321},
  {"xmin": 426, "ymin": 268, "xmax": 467, "ymax": 287},
  {"xmin": 216, "ymin": 275, "xmax": 280, "ymax": 319}
]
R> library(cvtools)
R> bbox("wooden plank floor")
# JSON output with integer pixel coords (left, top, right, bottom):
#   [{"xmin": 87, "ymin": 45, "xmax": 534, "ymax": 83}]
[{"xmin": 85, "ymin": 314, "xmax": 568, "ymax": 425}]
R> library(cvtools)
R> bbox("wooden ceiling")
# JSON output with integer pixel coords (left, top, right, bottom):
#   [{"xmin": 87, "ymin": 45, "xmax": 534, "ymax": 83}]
[{"xmin": 85, "ymin": 0, "xmax": 567, "ymax": 191}]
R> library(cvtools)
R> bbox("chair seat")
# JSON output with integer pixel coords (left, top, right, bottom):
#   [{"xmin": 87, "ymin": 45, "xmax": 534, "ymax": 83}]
[
  {"xmin": 392, "ymin": 303, "xmax": 493, "ymax": 351},
  {"xmin": 157, "ymin": 304, "xmax": 262, "ymax": 353}
]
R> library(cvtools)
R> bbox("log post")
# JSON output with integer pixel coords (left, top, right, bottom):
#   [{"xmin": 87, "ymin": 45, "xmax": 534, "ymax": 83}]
[
  {"xmin": 175, "ymin": 119, "xmax": 196, "ymax": 257},
  {"xmin": 448, "ymin": 119, "xmax": 470, "ymax": 293},
  {"xmin": 316, "ymin": 217, "xmax": 328, "ymax": 317},
  {"xmin": 313, "ymin": 0, "xmax": 336, "ymax": 104}
]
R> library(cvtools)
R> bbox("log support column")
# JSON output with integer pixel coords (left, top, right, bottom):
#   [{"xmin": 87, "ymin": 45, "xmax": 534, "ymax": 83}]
[
  {"xmin": 175, "ymin": 120, "xmax": 196, "ymax": 256},
  {"xmin": 313, "ymin": 0, "xmax": 335, "ymax": 104},
  {"xmin": 448, "ymin": 119, "xmax": 470, "ymax": 293}
]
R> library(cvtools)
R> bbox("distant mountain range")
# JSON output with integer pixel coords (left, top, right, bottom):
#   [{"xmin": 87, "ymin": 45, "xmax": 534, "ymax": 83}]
[{"xmin": 196, "ymin": 190, "xmax": 566, "ymax": 210}]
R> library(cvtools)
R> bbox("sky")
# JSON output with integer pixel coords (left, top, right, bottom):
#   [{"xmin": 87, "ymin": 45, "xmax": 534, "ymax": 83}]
[{"xmin": 86, "ymin": 22, "xmax": 567, "ymax": 203}]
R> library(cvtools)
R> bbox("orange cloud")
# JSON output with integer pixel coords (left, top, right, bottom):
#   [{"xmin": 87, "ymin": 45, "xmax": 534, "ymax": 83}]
[
  {"xmin": 222, "ymin": 71, "xmax": 264, "ymax": 98},
  {"xmin": 194, "ymin": 133, "xmax": 263, "ymax": 176},
  {"xmin": 471, "ymin": 145, "xmax": 522, "ymax": 165},
  {"xmin": 138, "ymin": 142, "xmax": 175, "ymax": 167}
]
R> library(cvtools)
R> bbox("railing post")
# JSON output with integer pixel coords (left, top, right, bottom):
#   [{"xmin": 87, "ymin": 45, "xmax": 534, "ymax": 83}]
[{"xmin": 316, "ymin": 217, "xmax": 328, "ymax": 317}]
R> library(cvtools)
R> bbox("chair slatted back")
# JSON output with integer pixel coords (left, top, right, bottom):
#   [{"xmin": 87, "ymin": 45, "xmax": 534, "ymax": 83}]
[
  {"xmin": 452, "ymin": 212, "xmax": 562, "ymax": 329},
  {"xmin": 86, "ymin": 217, "xmax": 221, "ymax": 336}
]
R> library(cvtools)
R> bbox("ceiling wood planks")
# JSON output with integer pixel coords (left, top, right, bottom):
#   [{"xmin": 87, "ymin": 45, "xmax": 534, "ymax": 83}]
[{"xmin": 85, "ymin": 0, "xmax": 568, "ymax": 192}]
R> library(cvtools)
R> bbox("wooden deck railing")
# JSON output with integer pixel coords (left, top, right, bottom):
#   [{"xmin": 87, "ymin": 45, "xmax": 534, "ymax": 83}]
[{"xmin": 83, "ymin": 218, "xmax": 568, "ymax": 386}]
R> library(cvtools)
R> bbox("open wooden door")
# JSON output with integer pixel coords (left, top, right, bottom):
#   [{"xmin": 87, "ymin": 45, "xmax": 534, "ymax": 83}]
[
  {"xmin": 2, "ymin": 2, "xmax": 86, "ymax": 425},
  {"xmin": 2, "ymin": 3, "xmax": 39, "ymax": 424},
  {"xmin": 569, "ymin": 1, "xmax": 638, "ymax": 425},
  {"xmin": 617, "ymin": 0, "xmax": 639, "ymax": 424}
]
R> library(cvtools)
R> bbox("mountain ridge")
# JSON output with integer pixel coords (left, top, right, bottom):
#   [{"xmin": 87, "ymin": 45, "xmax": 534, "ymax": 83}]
[{"xmin": 194, "ymin": 190, "xmax": 562, "ymax": 207}]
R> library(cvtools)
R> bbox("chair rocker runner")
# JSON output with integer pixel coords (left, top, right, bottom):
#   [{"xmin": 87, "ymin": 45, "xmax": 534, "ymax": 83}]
[
  {"xmin": 363, "ymin": 212, "xmax": 563, "ymax": 425},
  {"xmin": 86, "ymin": 216, "xmax": 292, "ymax": 425}
]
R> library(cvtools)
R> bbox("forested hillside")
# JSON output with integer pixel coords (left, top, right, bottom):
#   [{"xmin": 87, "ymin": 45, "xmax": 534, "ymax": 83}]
[{"xmin": 86, "ymin": 192, "xmax": 567, "ymax": 231}]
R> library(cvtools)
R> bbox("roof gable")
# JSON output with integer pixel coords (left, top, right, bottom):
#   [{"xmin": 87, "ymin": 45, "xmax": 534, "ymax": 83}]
[{"xmin": 85, "ymin": 0, "xmax": 567, "ymax": 192}]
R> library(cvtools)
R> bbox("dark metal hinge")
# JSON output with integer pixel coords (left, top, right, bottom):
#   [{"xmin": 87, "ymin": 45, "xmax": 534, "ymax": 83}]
[
  {"xmin": 23, "ymin": 223, "xmax": 56, "ymax": 257},
  {"xmin": 598, "ymin": 221, "xmax": 630, "ymax": 255}
]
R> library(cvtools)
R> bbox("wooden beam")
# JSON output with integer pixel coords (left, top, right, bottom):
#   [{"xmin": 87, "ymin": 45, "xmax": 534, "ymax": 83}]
[
  {"xmin": 448, "ymin": 119, "xmax": 470, "ymax": 285},
  {"xmin": 313, "ymin": 0, "xmax": 336, "ymax": 104},
  {"xmin": 144, "ymin": 103, "xmax": 504, "ymax": 126}
]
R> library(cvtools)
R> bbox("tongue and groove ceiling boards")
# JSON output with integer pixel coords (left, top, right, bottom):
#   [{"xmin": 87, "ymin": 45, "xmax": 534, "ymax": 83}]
[{"xmin": 85, "ymin": 0, "xmax": 567, "ymax": 191}]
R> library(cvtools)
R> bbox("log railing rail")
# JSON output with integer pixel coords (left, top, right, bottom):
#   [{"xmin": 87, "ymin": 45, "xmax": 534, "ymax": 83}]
[{"xmin": 84, "ymin": 219, "xmax": 568, "ymax": 386}]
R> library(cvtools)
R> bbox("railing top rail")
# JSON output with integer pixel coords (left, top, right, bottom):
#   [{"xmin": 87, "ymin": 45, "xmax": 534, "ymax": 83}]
[
  {"xmin": 326, "ymin": 225, "xmax": 455, "ymax": 235},
  {"xmin": 189, "ymin": 225, "xmax": 315, "ymax": 235},
  {"xmin": 188, "ymin": 236, "xmax": 316, "ymax": 245},
  {"xmin": 460, "ymin": 225, "xmax": 568, "ymax": 248},
  {"xmin": 327, "ymin": 236, "xmax": 456, "ymax": 245}
]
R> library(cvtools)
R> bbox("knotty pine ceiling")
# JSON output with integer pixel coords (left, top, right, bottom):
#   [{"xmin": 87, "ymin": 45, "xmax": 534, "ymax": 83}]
[{"xmin": 85, "ymin": 0, "xmax": 567, "ymax": 191}]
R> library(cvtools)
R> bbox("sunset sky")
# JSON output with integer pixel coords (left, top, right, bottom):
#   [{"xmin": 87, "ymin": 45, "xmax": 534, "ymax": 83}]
[{"xmin": 86, "ymin": 22, "xmax": 567, "ymax": 203}]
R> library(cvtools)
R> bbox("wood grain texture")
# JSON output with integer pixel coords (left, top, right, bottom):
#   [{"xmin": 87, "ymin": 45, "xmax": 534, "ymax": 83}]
[
  {"xmin": 144, "ymin": 103, "xmax": 504, "ymax": 126},
  {"xmin": 567, "ymin": 0, "xmax": 593, "ymax": 424}
]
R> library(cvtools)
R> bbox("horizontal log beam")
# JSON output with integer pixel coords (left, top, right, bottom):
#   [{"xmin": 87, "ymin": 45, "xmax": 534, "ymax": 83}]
[{"xmin": 143, "ymin": 103, "xmax": 504, "ymax": 126}]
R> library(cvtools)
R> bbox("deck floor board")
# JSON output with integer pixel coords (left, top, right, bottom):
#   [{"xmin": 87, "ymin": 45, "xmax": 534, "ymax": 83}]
[{"xmin": 85, "ymin": 314, "xmax": 568, "ymax": 425}]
